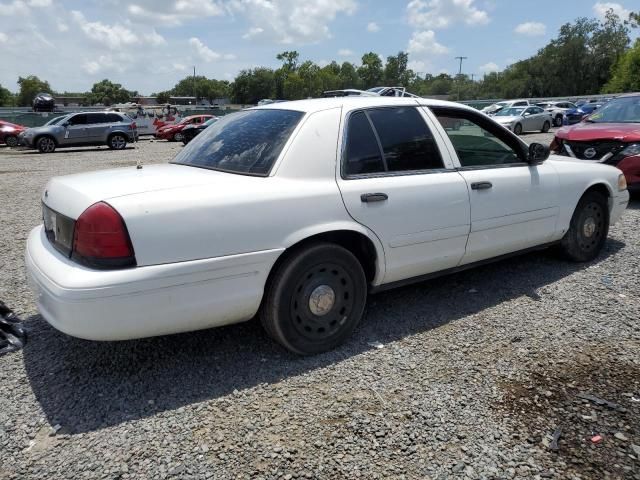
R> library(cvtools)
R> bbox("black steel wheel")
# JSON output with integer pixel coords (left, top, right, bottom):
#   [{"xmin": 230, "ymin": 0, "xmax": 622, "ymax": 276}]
[
  {"xmin": 559, "ymin": 191, "xmax": 609, "ymax": 262},
  {"xmin": 261, "ymin": 243, "xmax": 367, "ymax": 355}
]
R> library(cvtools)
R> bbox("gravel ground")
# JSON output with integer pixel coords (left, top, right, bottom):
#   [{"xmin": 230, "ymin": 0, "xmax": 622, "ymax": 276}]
[{"xmin": 0, "ymin": 132, "xmax": 639, "ymax": 480}]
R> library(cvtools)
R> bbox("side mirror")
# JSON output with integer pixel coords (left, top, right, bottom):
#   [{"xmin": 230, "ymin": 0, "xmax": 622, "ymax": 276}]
[{"xmin": 529, "ymin": 143, "xmax": 550, "ymax": 164}]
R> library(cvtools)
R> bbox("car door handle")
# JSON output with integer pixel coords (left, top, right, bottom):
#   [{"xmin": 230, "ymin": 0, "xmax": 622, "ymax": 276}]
[
  {"xmin": 361, "ymin": 193, "xmax": 388, "ymax": 203},
  {"xmin": 471, "ymin": 182, "xmax": 493, "ymax": 190}
]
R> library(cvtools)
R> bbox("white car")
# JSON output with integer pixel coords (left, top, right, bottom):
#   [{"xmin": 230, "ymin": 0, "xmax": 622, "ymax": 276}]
[
  {"xmin": 536, "ymin": 101, "xmax": 578, "ymax": 127},
  {"xmin": 26, "ymin": 97, "xmax": 629, "ymax": 355},
  {"xmin": 481, "ymin": 99, "xmax": 530, "ymax": 115},
  {"xmin": 493, "ymin": 106, "xmax": 553, "ymax": 135}
]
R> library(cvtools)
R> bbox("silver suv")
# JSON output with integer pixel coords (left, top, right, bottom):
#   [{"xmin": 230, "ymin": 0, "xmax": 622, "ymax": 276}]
[{"xmin": 21, "ymin": 112, "xmax": 138, "ymax": 153}]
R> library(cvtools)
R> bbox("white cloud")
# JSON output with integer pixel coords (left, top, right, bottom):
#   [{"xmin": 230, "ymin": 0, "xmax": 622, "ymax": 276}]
[
  {"xmin": 126, "ymin": 0, "xmax": 225, "ymax": 26},
  {"xmin": 57, "ymin": 22, "xmax": 68, "ymax": 32},
  {"xmin": 407, "ymin": 0, "xmax": 489, "ymax": 29},
  {"xmin": 407, "ymin": 30, "xmax": 449, "ymax": 55},
  {"xmin": 514, "ymin": 21, "xmax": 546, "ymax": 36},
  {"xmin": 71, "ymin": 11, "xmax": 139, "ymax": 49},
  {"xmin": 0, "ymin": 0, "xmax": 30, "ymax": 16},
  {"xmin": 367, "ymin": 21, "xmax": 380, "ymax": 32},
  {"xmin": 142, "ymin": 30, "xmax": 167, "ymax": 46},
  {"xmin": 189, "ymin": 37, "xmax": 222, "ymax": 62},
  {"xmin": 0, "ymin": 32, "xmax": 7, "ymax": 43},
  {"xmin": 230, "ymin": 0, "xmax": 357, "ymax": 44},
  {"xmin": 338, "ymin": 48, "xmax": 354, "ymax": 56},
  {"xmin": 478, "ymin": 62, "xmax": 499, "ymax": 73},
  {"xmin": 28, "ymin": 0, "xmax": 51, "ymax": 6},
  {"xmin": 593, "ymin": 2, "xmax": 631, "ymax": 20}
]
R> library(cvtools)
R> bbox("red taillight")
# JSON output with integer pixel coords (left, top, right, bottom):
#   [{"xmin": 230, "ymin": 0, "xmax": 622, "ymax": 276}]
[{"xmin": 72, "ymin": 202, "xmax": 136, "ymax": 269}]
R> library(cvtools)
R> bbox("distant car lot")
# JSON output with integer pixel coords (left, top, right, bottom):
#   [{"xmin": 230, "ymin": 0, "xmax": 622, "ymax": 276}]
[{"xmin": 0, "ymin": 132, "xmax": 638, "ymax": 479}]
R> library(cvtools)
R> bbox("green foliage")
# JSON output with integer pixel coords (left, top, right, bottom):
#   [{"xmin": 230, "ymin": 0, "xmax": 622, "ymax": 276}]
[
  {"xmin": 358, "ymin": 52, "xmax": 384, "ymax": 89},
  {"xmin": 604, "ymin": 38, "xmax": 640, "ymax": 92},
  {"xmin": 17, "ymin": 75, "xmax": 52, "ymax": 107},
  {"xmin": 171, "ymin": 75, "xmax": 230, "ymax": 102},
  {"xmin": 87, "ymin": 79, "xmax": 133, "ymax": 106},
  {"xmin": 0, "ymin": 84, "xmax": 15, "ymax": 107}
]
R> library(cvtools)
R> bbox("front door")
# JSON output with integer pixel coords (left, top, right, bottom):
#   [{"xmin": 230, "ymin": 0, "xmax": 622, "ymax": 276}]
[
  {"xmin": 61, "ymin": 113, "xmax": 88, "ymax": 144},
  {"xmin": 429, "ymin": 107, "xmax": 559, "ymax": 265},
  {"xmin": 336, "ymin": 105, "xmax": 470, "ymax": 284}
]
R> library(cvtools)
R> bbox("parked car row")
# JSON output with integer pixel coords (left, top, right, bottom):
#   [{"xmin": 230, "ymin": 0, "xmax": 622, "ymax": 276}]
[{"xmin": 154, "ymin": 114, "xmax": 215, "ymax": 142}]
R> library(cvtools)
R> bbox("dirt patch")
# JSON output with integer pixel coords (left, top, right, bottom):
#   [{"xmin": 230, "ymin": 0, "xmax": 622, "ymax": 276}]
[{"xmin": 498, "ymin": 348, "xmax": 640, "ymax": 478}]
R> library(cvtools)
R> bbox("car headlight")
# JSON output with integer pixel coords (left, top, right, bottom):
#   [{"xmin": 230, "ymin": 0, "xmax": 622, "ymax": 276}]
[
  {"xmin": 621, "ymin": 144, "xmax": 640, "ymax": 157},
  {"xmin": 618, "ymin": 174, "xmax": 627, "ymax": 191}
]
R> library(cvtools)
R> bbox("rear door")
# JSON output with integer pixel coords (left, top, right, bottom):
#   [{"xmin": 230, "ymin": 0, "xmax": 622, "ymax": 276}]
[
  {"xmin": 86, "ymin": 113, "xmax": 109, "ymax": 143},
  {"xmin": 429, "ymin": 107, "xmax": 559, "ymax": 265},
  {"xmin": 336, "ymin": 105, "xmax": 470, "ymax": 284}
]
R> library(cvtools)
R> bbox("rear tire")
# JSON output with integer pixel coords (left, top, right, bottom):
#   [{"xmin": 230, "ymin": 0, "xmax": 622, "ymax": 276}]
[
  {"xmin": 261, "ymin": 243, "xmax": 368, "ymax": 355},
  {"xmin": 514, "ymin": 123, "xmax": 522, "ymax": 135},
  {"xmin": 559, "ymin": 191, "xmax": 609, "ymax": 262},
  {"xmin": 554, "ymin": 115, "xmax": 563, "ymax": 127},
  {"xmin": 36, "ymin": 136, "xmax": 56, "ymax": 153},
  {"xmin": 541, "ymin": 121, "xmax": 550, "ymax": 133},
  {"xmin": 108, "ymin": 134, "xmax": 127, "ymax": 150},
  {"xmin": 4, "ymin": 135, "xmax": 18, "ymax": 147}
]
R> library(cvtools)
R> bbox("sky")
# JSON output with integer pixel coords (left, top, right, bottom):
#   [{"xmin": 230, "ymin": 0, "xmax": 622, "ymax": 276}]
[{"xmin": 0, "ymin": 0, "xmax": 637, "ymax": 95}]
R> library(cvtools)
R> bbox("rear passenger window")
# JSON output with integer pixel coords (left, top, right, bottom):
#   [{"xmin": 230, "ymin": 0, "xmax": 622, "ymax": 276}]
[
  {"xmin": 344, "ymin": 107, "xmax": 443, "ymax": 176},
  {"xmin": 86, "ymin": 113, "xmax": 106, "ymax": 124},
  {"xmin": 106, "ymin": 113, "xmax": 123, "ymax": 123},
  {"xmin": 367, "ymin": 107, "xmax": 443, "ymax": 172},
  {"xmin": 344, "ymin": 112, "xmax": 385, "ymax": 175}
]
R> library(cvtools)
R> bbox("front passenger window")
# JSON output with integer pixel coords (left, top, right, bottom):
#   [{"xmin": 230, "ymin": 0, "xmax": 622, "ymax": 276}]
[{"xmin": 433, "ymin": 111, "xmax": 523, "ymax": 167}]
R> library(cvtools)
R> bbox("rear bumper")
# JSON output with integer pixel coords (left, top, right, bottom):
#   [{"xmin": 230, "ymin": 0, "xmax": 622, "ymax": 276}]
[{"xmin": 26, "ymin": 226, "xmax": 282, "ymax": 341}]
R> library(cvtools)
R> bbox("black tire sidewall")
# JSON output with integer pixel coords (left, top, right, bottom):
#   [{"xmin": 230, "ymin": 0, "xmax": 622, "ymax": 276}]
[
  {"xmin": 561, "ymin": 191, "xmax": 610, "ymax": 262},
  {"xmin": 514, "ymin": 124, "xmax": 522, "ymax": 135},
  {"xmin": 542, "ymin": 121, "xmax": 550, "ymax": 133},
  {"xmin": 264, "ymin": 243, "xmax": 367, "ymax": 355},
  {"xmin": 5, "ymin": 135, "xmax": 17, "ymax": 147}
]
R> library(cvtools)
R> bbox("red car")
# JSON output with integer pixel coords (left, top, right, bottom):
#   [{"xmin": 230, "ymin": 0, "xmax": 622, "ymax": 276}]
[
  {"xmin": 551, "ymin": 94, "xmax": 640, "ymax": 195},
  {"xmin": 155, "ymin": 115, "xmax": 214, "ymax": 142},
  {"xmin": 0, "ymin": 120, "xmax": 27, "ymax": 147}
]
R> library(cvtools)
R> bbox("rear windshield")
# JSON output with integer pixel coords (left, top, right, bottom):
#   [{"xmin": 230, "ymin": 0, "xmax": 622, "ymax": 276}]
[{"xmin": 172, "ymin": 109, "xmax": 304, "ymax": 176}]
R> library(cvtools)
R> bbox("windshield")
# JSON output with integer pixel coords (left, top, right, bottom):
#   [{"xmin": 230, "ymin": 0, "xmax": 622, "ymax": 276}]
[
  {"xmin": 495, "ymin": 107, "xmax": 525, "ymax": 117},
  {"xmin": 586, "ymin": 96, "xmax": 640, "ymax": 124},
  {"xmin": 172, "ymin": 109, "xmax": 304, "ymax": 176},
  {"xmin": 45, "ymin": 115, "xmax": 68, "ymax": 126}
]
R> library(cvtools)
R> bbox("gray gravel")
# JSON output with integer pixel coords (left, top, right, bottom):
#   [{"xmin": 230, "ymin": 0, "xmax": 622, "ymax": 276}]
[{"xmin": 1, "ymin": 133, "xmax": 639, "ymax": 480}]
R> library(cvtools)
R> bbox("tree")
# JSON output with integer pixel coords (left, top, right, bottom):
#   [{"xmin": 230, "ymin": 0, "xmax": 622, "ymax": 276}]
[
  {"xmin": 384, "ymin": 52, "xmax": 414, "ymax": 86},
  {"xmin": 17, "ymin": 75, "xmax": 52, "ymax": 107},
  {"xmin": 358, "ymin": 52, "xmax": 383, "ymax": 89},
  {"xmin": 338, "ymin": 62, "xmax": 361, "ymax": 89},
  {"xmin": 604, "ymin": 38, "xmax": 640, "ymax": 92},
  {"xmin": 154, "ymin": 91, "xmax": 171, "ymax": 104},
  {"xmin": 231, "ymin": 68, "xmax": 275, "ymax": 104},
  {"xmin": 276, "ymin": 51, "xmax": 300, "ymax": 72},
  {"xmin": 88, "ymin": 79, "xmax": 132, "ymax": 106},
  {"xmin": 0, "ymin": 84, "xmax": 14, "ymax": 106}
]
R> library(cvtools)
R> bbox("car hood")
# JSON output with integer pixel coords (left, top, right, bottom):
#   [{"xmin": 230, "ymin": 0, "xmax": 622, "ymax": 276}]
[
  {"xmin": 42, "ymin": 163, "xmax": 259, "ymax": 219},
  {"xmin": 494, "ymin": 116, "xmax": 521, "ymax": 123},
  {"xmin": 556, "ymin": 122, "xmax": 640, "ymax": 142}
]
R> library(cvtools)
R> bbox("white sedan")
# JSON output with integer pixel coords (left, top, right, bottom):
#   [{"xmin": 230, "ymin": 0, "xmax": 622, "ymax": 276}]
[{"xmin": 26, "ymin": 97, "xmax": 629, "ymax": 355}]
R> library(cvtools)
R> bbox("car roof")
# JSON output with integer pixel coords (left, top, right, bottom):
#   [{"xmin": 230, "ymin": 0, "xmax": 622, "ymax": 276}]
[{"xmin": 251, "ymin": 96, "xmax": 478, "ymax": 114}]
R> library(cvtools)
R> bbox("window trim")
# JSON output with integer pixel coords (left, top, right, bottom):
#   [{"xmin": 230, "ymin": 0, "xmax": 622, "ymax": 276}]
[
  {"xmin": 340, "ymin": 106, "xmax": 450, "ymax": 180},
  {"xmin": 428, "ymin": 106, "xmax": 531, "ymax": 170}
]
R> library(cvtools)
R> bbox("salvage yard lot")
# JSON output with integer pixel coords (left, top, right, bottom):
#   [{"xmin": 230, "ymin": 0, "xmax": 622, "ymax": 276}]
[{"xmin": 0, "ymin": 134, "xmax": 639, "ymax": 479}]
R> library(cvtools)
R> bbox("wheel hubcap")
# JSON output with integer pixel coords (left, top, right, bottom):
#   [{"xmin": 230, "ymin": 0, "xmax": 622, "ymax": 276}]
[
  {"xmin": 291, "ymin": 263, "xmax": 354, "ymax": 341},
  {"xmin": 112, "ymin": 136, "xmax": 125, "ymax": 148},
  {"xmin": 583, "ymin": 217, "xmax": 596, "ymax": 238},
  {"xmin": 308, "ymin": 285, "xmax": 335, "ymax": 316}
]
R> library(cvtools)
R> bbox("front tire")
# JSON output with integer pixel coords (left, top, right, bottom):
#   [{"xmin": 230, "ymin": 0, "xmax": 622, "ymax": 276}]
[
  {"xmin": 541, "ymin": 121, "xmax": 550, "ymax": 133},
  {"xmin": 513, "ymin": 123, "xmax": 523, "ymax": 135},
  {"xmin": 4, "ymin": 135, "xmax": 18, "ymax": 147},
  {"xmin": 36, "ymin": 136, "xmax": 56, "ymax": 153},
  {"xmin": 261, "ymin": 243, "xmax": 368, "ymax": 355},
  {"xmin": 559, "ymin": 191, "xmax": 609, "ymax": 262},
  {"xmin": 554, "ymin": 115, "xmax": 563, "ymax": 127},
  {"xmin": 173, "ymin": 132, "xmax": 183, "ymax": 142}
]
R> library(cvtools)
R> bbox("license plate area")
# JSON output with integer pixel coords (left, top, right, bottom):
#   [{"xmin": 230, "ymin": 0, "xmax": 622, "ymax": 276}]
[{"xmin": 43, "ymin": 203, "xmax": 75, "ymax": 257}]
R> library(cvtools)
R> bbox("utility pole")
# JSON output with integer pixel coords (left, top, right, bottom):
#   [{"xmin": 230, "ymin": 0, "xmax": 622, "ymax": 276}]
[
  {"xmin": 455, "ymin": 56, "xmax": 467, "ymax": 101},
  {"xmin": 193, "ymin": 66, "xmax": 197, "ymax": 105}
]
